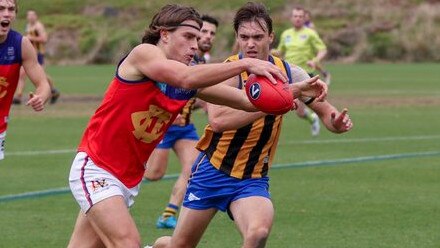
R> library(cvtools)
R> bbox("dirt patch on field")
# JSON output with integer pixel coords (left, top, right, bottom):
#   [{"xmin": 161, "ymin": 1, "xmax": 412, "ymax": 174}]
[
  {"xmin": 327, "ymin": 95, "xmax": 440, "ymax": 108},
  {"xmin": 11, "ymin": 95, "xmax": 102, "ymax": 118}
]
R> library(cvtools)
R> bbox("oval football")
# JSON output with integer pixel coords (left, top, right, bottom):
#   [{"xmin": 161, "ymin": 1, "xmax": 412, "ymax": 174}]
[{"xmin": 245, "ymin": 75, "xmax": 293, "ymax": 115}]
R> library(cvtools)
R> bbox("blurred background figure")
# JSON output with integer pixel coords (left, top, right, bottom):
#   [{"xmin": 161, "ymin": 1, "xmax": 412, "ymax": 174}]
[
  {"xmin": 13, "ymin": 9, "xmax": 60, "ymax": 105},
  {"xmin": 304, "ymin": 9, "xmax": 331, "ymax": 84},
  {"xmin": 272, "ymin": 6, "xmax": 331, "ymax": 136},
  {"xmin": 0, "ymin": 0, "xmax": 51, "ymax": 161}
]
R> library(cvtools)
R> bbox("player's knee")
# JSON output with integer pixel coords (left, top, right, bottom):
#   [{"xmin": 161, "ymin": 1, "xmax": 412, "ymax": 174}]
[
  {"xmin": 112, "ymin": 233, "xmax": 141, "ymax": 248},
  {"xmin": 144, "ymin": 173, "xmax": 164, "ymax": 181},
  {"xmin": 144, "ymin": 170, "xmax": 165, "ymax": 181},
  {"xmin": 245, "ymin": 225, "xmax": 271, "ymax": 245}
]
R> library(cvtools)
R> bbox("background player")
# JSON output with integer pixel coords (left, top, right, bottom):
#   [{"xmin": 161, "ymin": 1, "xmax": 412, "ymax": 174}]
[
  {"xmin": 0, "ymin": 0, "xmax": 51, "ymax": 161},
  {"xmin": 304, "ymin": 8, "xmax": 331, "ymax": 84},
  {"xmin": 12, "ymin": 9, "xmax": 60, "ymax": 105},
  {"xmin": 273, "ymin": 6, "xmax": 330, "ymax": 136}
]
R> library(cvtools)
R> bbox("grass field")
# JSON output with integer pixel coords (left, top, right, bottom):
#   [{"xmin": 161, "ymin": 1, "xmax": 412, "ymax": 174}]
[{"xmin": 0, "ymin": 63, "xmax": 439, "ymax": 247}]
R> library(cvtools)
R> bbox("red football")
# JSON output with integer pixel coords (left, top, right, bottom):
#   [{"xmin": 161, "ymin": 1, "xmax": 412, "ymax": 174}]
[{"xmin": 245, "ymin": 74, "xmax": 294, "ymax": 115}]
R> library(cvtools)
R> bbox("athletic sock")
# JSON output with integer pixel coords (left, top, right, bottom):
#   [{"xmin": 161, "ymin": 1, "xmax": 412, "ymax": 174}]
[
  {"xmin": 304, "ymin": 109, "xmax": 314, "ymax": 124},
  {"xmin": 162, "ymin": 203, "xmax": 179, "ymax": 218}
]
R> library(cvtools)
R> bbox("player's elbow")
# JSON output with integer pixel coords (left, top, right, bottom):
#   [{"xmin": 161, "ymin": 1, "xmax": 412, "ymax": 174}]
[{"xmin": 209, "ymin": 118, "xmax": 227, "ymax": 133}]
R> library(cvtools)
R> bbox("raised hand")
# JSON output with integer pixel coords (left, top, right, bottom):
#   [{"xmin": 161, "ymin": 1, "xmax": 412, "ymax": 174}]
[{"xmin": 296, "ymin": 76, "xmax": 328, "ymax": 102}]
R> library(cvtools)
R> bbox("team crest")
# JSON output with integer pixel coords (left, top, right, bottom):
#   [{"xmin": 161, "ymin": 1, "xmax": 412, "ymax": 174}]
[
  {"xmin": 0, "ymin": 77, "xmax": 9, "ymax": 99},
  {"xmin": 132, "ymin": 105, "xmax": 172, "ymax": 144}
]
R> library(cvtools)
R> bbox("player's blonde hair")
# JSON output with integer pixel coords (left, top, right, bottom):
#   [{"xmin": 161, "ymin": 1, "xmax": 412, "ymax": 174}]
[{"xmin": 142, "ymin": 4, "xmax": 202, "ymax": 45}]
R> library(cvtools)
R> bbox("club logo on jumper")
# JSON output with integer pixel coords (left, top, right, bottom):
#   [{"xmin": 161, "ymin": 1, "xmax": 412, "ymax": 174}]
[
  {"xmin": 0, "ymin": 77, "xmax": 9, "ymax": 99},
  {"xmin": 90, "ymin": 178, "xmax": 109, "ymax": 193},
  {"xmin": 132, "ymin": 105, "xmax": 172, "ymax": 144},
  {"xmin": 187, "ymin": 192, "xmax": 201, "ymax": 201},
  {"xmin": 249, "ymin": 82, "xmax": 261, "ymax": 100},
  {"xmin": 1, "ymin": 47, "xmax": 16, "ymax": 62},
  {"xmin": 7, "ymin": 47, "xmax": 14, "ymax": 56},
  {"xmin": 156, "ymin": 82, "xmax": 197, "ymax": 100}
]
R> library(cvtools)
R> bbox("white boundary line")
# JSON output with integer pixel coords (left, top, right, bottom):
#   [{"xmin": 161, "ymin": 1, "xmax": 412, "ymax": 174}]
[
  {"xmin": 1, "ymin": 150, "xmax": 439, "ymax": 203},
  {"xmin": 5, "ymin": 149, "xmax": 76, "ymax": 156}
]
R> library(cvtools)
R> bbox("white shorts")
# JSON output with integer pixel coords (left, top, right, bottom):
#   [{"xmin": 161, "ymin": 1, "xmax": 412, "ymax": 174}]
[
  {"xmin": 0, "ymin": 131, "xmax": 6, "ymax": 160},
  {"xmin": 69, "ymin": 152, "xmax": 140, "ymax": 213}
]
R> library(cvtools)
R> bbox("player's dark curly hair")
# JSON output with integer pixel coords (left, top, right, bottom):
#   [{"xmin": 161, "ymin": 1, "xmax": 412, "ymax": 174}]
[
  {"xmin": 233, "ymin": 2, "xmax": 273, "ymax": 34},
  {"xmin": 201, "ymin": 14, "xmax": 219, "ymax": 27},
  {"xmin": 142, "ymin": 4, "xmax": 202, "ymax": 45}
]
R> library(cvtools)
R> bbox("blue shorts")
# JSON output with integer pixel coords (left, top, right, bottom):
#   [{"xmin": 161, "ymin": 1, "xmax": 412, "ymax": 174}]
[
  {"xmin": 156, "ymin": 124, "xmax": 199, "ymax": 149},
  {"xmin": 37, "ymin": 53, "xmax": 44, "ymax": 65},
  {"xmin": 183, "ymin": 153, "xmax": 270, "ymax": 215}
]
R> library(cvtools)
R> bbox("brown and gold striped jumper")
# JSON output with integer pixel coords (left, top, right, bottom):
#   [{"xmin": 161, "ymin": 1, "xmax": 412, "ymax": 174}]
[{"xmin": 196, "ymin": 54, "xmax": 293, "ymax": 179}]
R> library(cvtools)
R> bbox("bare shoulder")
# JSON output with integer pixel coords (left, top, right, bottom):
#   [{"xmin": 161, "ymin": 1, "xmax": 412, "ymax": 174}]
[
  {"xmin": 36, "ymin": 21, "xmax": 46, "ymax": 31},
  {"xmin": 132, "ymin": 43, "xmax": 161, "ymax": 54},
  {"xmin": 21, "ymin": 37, "xmax": 35, "ymax": 59},
  {"xmin": 129, "ymin": 43, "xmax": 166, "ymax": 61}
]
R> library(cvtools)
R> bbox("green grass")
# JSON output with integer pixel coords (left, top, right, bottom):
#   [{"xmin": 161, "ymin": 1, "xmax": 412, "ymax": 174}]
[{"xmin": 0, "ymin": 63, "xmax": 439, "ymax": 247}]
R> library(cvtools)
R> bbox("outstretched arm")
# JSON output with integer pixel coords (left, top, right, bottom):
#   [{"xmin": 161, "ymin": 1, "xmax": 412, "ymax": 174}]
[
  {"xmin": 122, "ymin": 44, "xmax": 287, "ymax": 90},
  {"xmin": 21, "ymin": 37, "xmax": 51, "ymax": 111},
  {"xmin": 309, "ymin": 101, "xmax": 353, "ymax": 133},
  {"xmin": 196, "ymin": 76, "xmax": 266, "ymax": 132}
]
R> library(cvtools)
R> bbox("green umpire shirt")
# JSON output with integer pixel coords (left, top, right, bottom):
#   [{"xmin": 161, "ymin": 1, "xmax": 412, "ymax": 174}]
[{"xmin": 277, "ymin": 27, "xmax": 326, "ymax": 74}]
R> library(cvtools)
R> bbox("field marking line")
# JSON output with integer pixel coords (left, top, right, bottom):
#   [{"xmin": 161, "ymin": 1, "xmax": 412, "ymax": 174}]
[
  {"xmin": 4, "ymin": 134, "xmax": 440, "ymax": 156},
  {"xmin": 5, "ymin": 149, "xmax": 76, "ymax": 156},
  {"xmin": 1, "ymin": 150, "xmax": 439, "ymax": 203}
]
